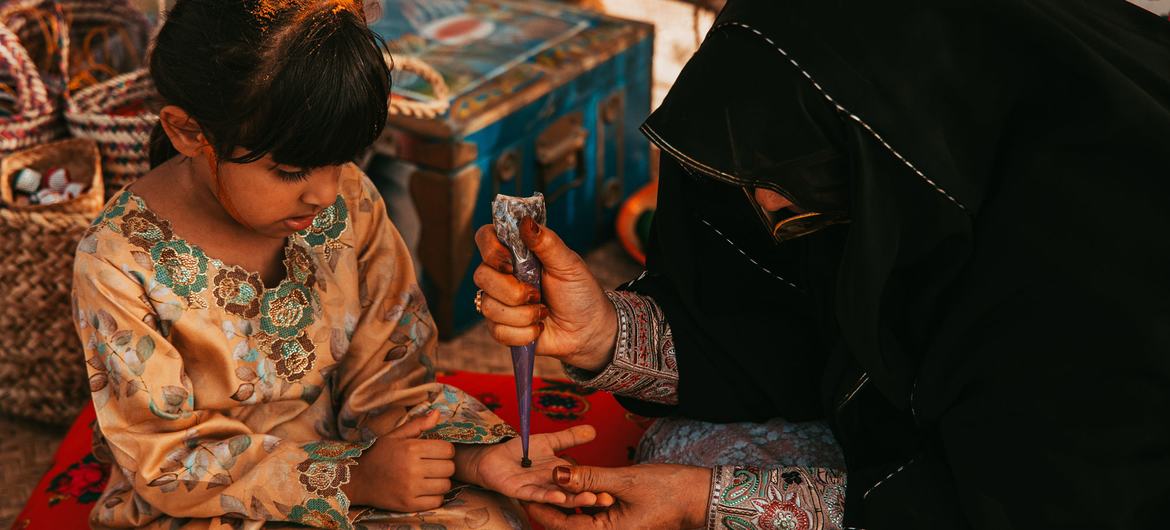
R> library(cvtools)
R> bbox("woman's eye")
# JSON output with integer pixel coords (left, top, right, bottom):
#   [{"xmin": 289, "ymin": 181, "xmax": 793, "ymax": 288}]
[{"xmin": 277, "ymin": 168, "xmax": 310, "ymax": 182}]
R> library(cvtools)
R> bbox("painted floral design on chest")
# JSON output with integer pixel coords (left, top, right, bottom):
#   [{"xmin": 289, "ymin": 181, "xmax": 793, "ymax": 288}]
[{"xmin": 45, "ymin": 453, "xmax": 109, "ymax": 506}]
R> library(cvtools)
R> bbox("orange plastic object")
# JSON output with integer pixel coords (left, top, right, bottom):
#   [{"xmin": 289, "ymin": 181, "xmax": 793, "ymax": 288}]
[{"xmin": 615, "ymin": 179, "xmax": 657, "ymax": 265}]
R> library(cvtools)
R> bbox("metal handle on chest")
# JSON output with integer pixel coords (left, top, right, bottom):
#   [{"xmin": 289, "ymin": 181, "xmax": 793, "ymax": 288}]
[{"xmin": 535, "ymin": 112, "xmax": 587, "ymax": 204}]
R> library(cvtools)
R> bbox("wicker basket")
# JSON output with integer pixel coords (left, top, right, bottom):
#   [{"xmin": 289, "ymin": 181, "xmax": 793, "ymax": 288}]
[
  {"xmin": 65, "ymin": 68, "xmax": 157, "ymax": 199},
  {"xmin": 0, "ymin": 137, "xmax": 103, "ymax": 213},
  {"xmin": 0, "ymin": 138, "xmax": 103, "ymax": 424},
  {"xmin": 0, "ymin": 0, "xmax": 70, "ymax": 98},
  {"xmin": 0, "ymin": 23, "xmax": 66, "ymax": 156},
  {"xmin": 59, "ymin": 0, "xmax": 150, "ymax": 92}
]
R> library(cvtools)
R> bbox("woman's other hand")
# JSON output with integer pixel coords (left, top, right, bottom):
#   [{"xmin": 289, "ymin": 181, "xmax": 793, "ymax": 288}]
[
  {"xmin": 526, "ymin": 463, "xmax": 712, "ymax": 530},
  {"xmin": 342, "ymin": 411, "xmax": 455, "ymax": 512},
  {"xmin": 473, "ymin": 218, "xmax": 617, "ymax": 372},
  {"xmin": 455, "ymin": 425, "xmax": 614, "ymax": 508}
]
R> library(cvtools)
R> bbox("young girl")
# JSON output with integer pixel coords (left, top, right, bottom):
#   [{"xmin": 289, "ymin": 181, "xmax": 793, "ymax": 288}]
[{"xmin": 73, "ymin": 1, "xmax": 603, "ymax": 528}]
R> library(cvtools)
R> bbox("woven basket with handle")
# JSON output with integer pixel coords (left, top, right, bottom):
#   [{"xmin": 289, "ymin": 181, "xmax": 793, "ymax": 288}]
[
  {"xmin": 59, "ymin": 0, "xmax": 150, "ymax": 92},
  {"xmin": 0, "ymin": 0, "xmax": 70, "ymax": 99},
  {"xmin": 0, "ymin": 23, "xmax": 66, "ymax": 156},
  {"xmin": 0, "ymin": 137, "xmax": 103, "ymax": 424},
  {"xmin": 65, "ymin": 67, "xmax": 156, "ymax": 199}
]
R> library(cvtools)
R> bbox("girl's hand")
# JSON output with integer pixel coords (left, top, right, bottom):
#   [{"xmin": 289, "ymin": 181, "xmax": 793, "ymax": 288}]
[
  {"xmin": 473, "ymin": 220, "xmax": 617, "ymax": 372},
  {"xmin": 343, "ymin": 411, "xmax": 456, "ymax": 512},
  {"xmin": 526, "ymin": 463, "xmax": 712, "ymax": 530},
  {"xmin": 455, "ymin": 425, "xmax": 614, "ymax": 508}
]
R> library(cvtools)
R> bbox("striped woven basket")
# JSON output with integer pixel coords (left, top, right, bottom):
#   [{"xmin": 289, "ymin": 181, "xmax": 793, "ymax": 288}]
[
  {"xmin": 0, "ymin": 138, "xmax": 103, "ymax": 424},
  {"xmin": 0, "ymin": 24, "xmax": 66, "ymax": 156},
  {"xmin": 58, "ymin": 0, "xmax": 150, "ymax": 92},
  {"xmin": 65, "ymin": 68, "xmax": 157, "ymax": 198},
  {"xmin": 0, "ymin": 0, "xmax": 70, "ymax": 99}
]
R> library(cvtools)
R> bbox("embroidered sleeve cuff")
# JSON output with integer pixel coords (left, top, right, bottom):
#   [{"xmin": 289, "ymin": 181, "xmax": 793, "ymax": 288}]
[
  {"xmin": 417, "ymin": 384, "xmax": 519, "ymax": 444},
  {"xmin": 562, "ymin": 290, "xmax": 679, "ymax": 405},
  {"xmin": 294, "ymin": 439, "xmax": 374, "ymax": 524},
  {"xmin": 706, "ymin": 465, "xmax": 848, "ymax": 530},
  {"xmin": 420, "ymin": 420, "xmax": 518, "ymax": 444}
]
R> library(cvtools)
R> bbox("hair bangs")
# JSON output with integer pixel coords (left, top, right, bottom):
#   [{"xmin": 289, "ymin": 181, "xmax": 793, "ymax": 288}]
[{"xmin": 229, "ymin": 8, "xmax": 391, "ymax": 169}]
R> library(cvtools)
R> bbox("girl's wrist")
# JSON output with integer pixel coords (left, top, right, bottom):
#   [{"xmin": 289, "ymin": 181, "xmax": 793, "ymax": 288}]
[
  {"xmin": 453, "ymin": 444, "xmax": 488, "ymax": 486},
  {"xmin": 340, "ymin": 459, "xmax": 369, "ymax": 506}
]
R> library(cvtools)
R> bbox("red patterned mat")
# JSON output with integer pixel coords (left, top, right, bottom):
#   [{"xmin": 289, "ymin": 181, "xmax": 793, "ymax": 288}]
[{"xmin": 10, "ymin": 371, "xmax": 649, "ymax": 529}]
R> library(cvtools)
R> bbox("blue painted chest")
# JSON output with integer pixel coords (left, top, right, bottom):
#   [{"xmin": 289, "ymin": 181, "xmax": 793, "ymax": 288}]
[{"xmin": 366, "ymin": 0, "xmax": 653, "ymax": 337}]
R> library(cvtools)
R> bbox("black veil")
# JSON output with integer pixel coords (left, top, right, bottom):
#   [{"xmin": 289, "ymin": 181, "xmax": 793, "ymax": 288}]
[{"xmin": 624, "ymin": 0, "xmax": 1170, "ymax": 527}]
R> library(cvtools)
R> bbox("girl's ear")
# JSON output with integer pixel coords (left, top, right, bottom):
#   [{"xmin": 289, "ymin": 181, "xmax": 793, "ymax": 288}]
[{"xmin": 158, "ymin": 105, "xmax": 207, "ymax": 158}]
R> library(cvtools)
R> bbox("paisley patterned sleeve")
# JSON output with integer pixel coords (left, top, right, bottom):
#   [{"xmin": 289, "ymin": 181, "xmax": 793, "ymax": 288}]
[
  {"xmin": 707, "ymin": 466, "xmax": 848, "ymax": 530},
  {"xmin": 331, "ymin": 169, "xmax": 516, "ymax": 444},
  {"xmin": 74, "ymin": 251, "xmax": 369, "ymax": 529},
  {"xmin": 563, "ymin": 290, "xmax": 680, "ymax": 404}
]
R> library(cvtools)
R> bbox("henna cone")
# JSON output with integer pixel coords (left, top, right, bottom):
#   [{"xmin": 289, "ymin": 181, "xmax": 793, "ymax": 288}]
[{"xmin": 491, "ymin": 193, "xmax": 546, "ymax": 466}]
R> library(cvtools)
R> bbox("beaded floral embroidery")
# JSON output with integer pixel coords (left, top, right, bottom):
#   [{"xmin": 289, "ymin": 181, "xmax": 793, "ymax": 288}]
[
  {"xmin": 296, "ymin": 440, "xmax": 370, "ymax": 498},
  {"xmin": 150, "ymin": 240, "xmax": 210, "ymax": 308},
  {"xmin": 301, "ymin": 195, "xmax": 349, "ymax": 260},
  {"xmin": 212, "ymin": 269, "xmax": 264, "ymax": 318},
  {"xmin": 120, "ymin": 209, "xmax": 173, "ymax": 250}
]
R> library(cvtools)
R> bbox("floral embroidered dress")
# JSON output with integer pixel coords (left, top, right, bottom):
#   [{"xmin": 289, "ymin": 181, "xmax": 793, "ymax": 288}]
[{"xmin": 73, "ymin": 165, "xmax": 522, "ymax": 530}]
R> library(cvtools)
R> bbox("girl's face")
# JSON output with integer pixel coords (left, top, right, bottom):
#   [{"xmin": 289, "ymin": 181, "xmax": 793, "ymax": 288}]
[
  {"xmin": 213, "ymin": 153, "xmax": 342, "ymax": 239},
  {"xmin": 156, "ymin": 105, "xmax": 345, "ymax": 239}
]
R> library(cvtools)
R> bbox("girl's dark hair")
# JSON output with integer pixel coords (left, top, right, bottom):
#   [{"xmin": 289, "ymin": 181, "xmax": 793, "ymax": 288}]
[{"xmin": 148, "ymin": 0, "xmax": 391, "ymax": 169}]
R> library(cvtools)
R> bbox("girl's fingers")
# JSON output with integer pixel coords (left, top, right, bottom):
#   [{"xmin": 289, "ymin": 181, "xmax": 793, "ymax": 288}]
[
  {"xmin": 473, "ymin": 265, "xmax": 539, "ymax": 306},
  {"xmin": 540, "ymin": 425, "xmax": 597, "ymax": 452},
  {"xmin": 488, "ymin": 321, "xmax": 542, "ymax": 347},
  {"xmin": 504, "ymin": 468, "xmax": 608, "ymax": 508},
  {"xmin": 417, "ymin": 478, "xmax": 453, "ymax": 496},
  {"xmin": 545, "ymin": 491, "xmax": 612, "ymax": 509},
  {"xmin": 481, "ymin": 295, "xmax": 547, "ymax": 327},
  {"xmin": 416, "ymin": 440, "xmax": 456, "ymax": 459},
  {"xmin": 385, "ymin": 410, "xmax": 441, "ymax": 439},
  {"xmin": 512, "ymin": 483, "xmax": 568, "ymax": 505},
  {"xmin": 421, "ymin": 459, "xmax": 456, "ymax": 478},
  {"xmin": 413, "ymin": 495, "xmax": 445, "ymax": 511},
  {"xmin": 558, "ymin": 491, "xmax": 599, "ymax": 508}
]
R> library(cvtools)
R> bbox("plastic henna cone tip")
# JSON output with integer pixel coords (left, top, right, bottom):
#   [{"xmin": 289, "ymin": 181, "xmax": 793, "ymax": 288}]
[{"xmin": 491, "ymin": 193, "xmax": 546, "ymax": 467}]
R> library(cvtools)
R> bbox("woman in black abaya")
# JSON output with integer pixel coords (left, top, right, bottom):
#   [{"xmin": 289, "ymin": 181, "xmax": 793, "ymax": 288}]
[{"xmin": 473, "ymin": 0, "xmax": 1170, "ymax": 528}]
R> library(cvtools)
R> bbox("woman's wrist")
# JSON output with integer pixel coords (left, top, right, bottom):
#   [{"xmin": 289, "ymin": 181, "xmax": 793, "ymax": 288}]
[
  {"xmin": 567, "ymin": 289, "xmax": 618, "ymax": 372},
  {"xmin": 679, "ymin": 465, "xmax": 714, "ymax": 529}
]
